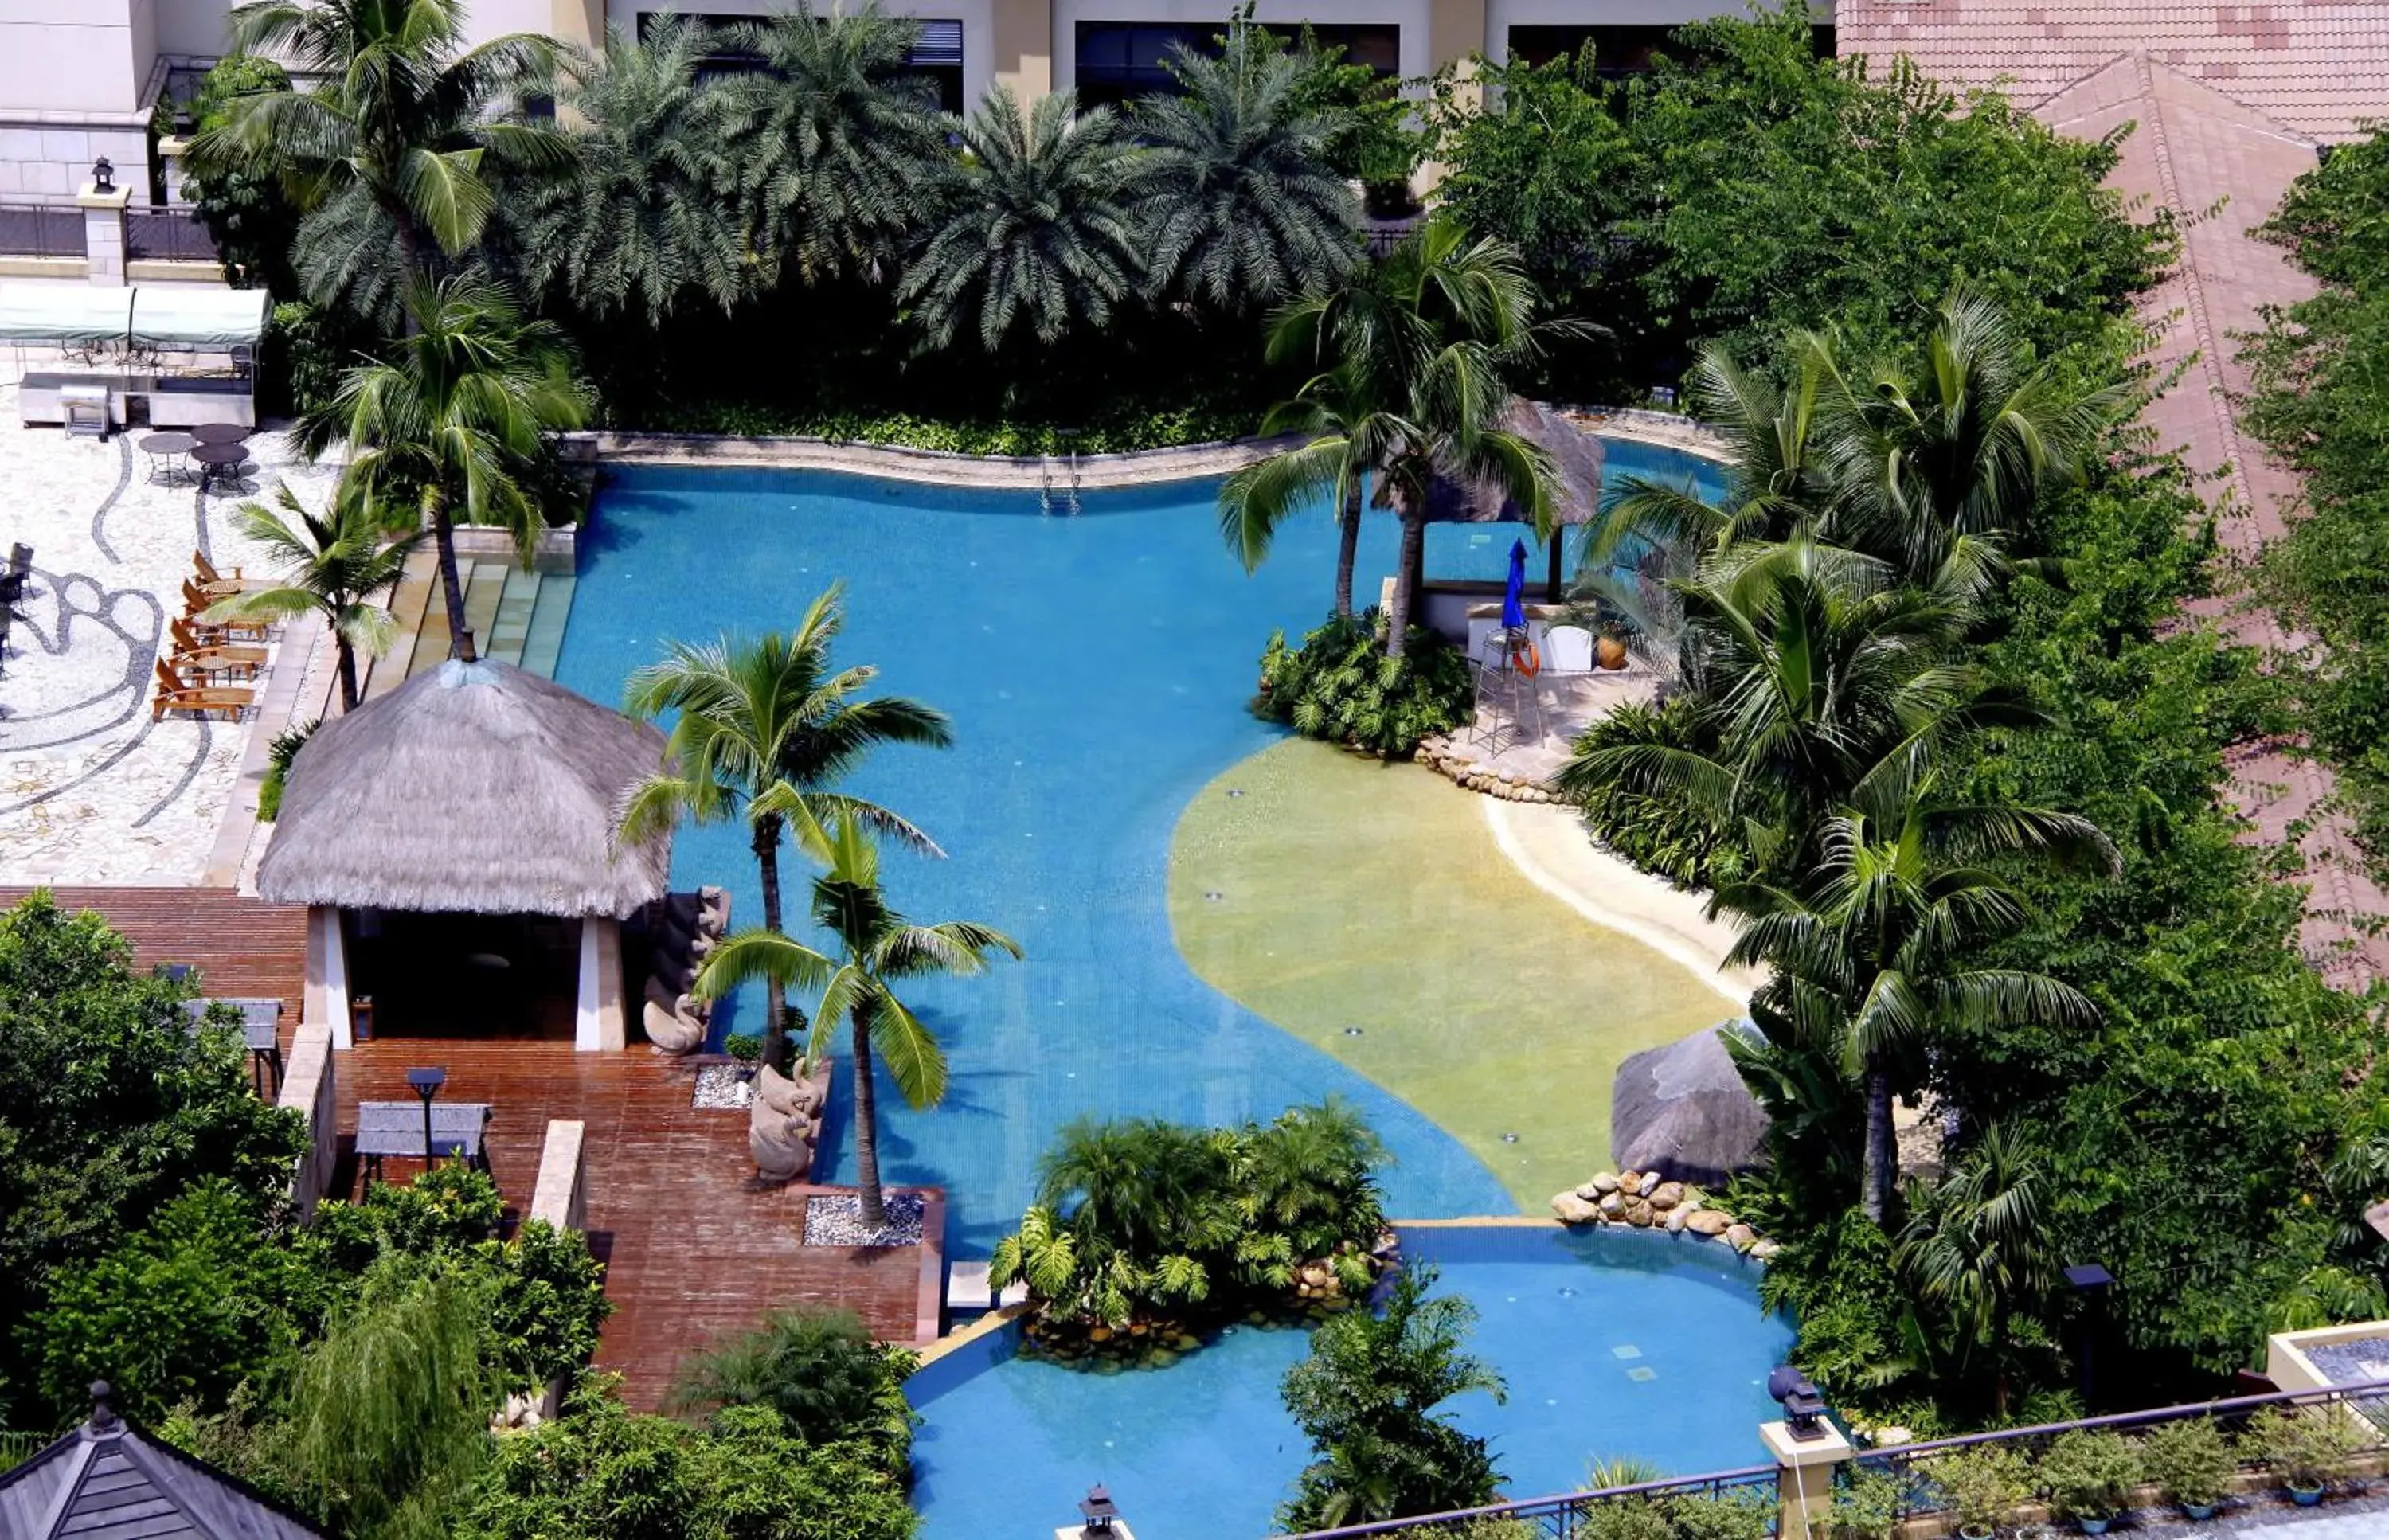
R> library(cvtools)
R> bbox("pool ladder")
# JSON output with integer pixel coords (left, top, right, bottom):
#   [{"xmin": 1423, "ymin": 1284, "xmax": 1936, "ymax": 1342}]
[{"xmin": 1038, "ymin": 451, "xmax": 1081, "ymax": 516}]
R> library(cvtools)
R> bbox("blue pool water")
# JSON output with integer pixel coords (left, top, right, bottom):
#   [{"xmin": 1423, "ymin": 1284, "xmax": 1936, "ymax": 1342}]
[
  {"xmin": 556, "ymin": 438, "xmax": 1726, "ymax": 1253},
  {"xmin": 907, "ymin": 1225, "xmax": 1794, "ymax": 1540}
]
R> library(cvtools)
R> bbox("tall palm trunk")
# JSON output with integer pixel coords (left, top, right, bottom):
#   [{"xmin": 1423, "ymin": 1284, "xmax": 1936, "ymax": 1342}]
[
  {"xmin": 753, "ymin": 811, "xmax": 790, "ymax": 1072},
  {"xmin": 428, "ymin": 497, "xmax": 475, "ymax": 662},
  {"xmin": 853, "ymin": 1010, "xmax": 886, "ymax": 1229},
  {"xmin": 1384, "ymin": 510, "xmax": 1425, "ymax": 659},
  {"xmin": 335, "ymin": 639, "xmax": 360, "ymax": 713},
  {"xmin": 1333, "ymin": 482, "xmax": 1363, "ymax": 618},
  {"xmin": 1861, "ymin": 1061, "xmax": 1894, "ymax": 1222}
]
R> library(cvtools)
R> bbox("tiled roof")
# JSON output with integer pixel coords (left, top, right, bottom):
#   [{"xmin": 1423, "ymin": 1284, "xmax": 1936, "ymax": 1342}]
[
  {"xmin": 1834, "ymin": 0, "xmax": 2389, "ymax": 142},
  {"xmin": 0, "ymin": 1392, "xmax": 323, "ymax": 1540}
]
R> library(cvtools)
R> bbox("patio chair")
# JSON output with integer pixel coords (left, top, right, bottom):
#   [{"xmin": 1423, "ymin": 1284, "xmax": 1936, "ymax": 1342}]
[
  {"xmin": 169, "ymin": 617, "xmax": 265, "ymax": 681},
  {"xmin": 182, "ymin": 581, "xmax": 271, "ymax": 642},
  {"xmin": 749, "ymin": 1097, "xmax": 813, "ymax": 1183},
  {"xmin": 151, "ymin": 658, "xmax": 253, "ymax": 721},
  {"xmin": 642, "ymin": 994, "xmax": 705, "ymax": 1055},
  {"xmin": 191, "ymin": 551, "xmax": 259, "ymax": 595}
]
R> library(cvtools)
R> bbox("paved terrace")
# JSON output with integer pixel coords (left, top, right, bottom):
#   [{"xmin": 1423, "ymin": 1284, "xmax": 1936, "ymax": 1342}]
[{"xmin": 0, "ymin": 886, "xmax": 934, "ymax": 1409}]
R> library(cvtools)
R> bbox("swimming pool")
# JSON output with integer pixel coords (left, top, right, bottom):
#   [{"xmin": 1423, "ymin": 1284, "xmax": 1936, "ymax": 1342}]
[
  {"xmin": 905, "ymin": 1223, "xmax": 1793, "ymax": 1540},
  {"xmin": 556, "ymin": 437, "xmax": 1726, "ymax": 1254}
]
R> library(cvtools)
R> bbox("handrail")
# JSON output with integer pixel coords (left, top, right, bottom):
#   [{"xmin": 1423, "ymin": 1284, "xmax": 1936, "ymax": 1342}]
[
  {"xmin": 1870, "ymin": 1374, "xmax": 2389, "ymax": 1467},
  {"xmin": 1277, "ymin": 1463, "xmax": 1779, "ymax": 1540}
]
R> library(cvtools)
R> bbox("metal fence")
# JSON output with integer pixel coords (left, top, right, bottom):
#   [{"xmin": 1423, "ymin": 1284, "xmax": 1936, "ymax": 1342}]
[
  {"xmin": 0, "ymin": 205, "xmax": 86, "ymax": 260},
  {"xmin": 1281, "ymin": 1464, "xmax": 1782, "ymax": 1540},
  {"xmin": 124, "ymin": 206, "xmax": 220, "ymax": 264}
]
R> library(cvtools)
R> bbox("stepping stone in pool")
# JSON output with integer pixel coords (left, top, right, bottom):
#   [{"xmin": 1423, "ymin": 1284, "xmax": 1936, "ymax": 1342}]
[
  {"xmin": 1626, "ymin": 1366, "xmax": 1659, "ymax": 1382},
  {"xmin": 1611, "ymin": 1344, "xmax": 1643, "ymax": 1360}
]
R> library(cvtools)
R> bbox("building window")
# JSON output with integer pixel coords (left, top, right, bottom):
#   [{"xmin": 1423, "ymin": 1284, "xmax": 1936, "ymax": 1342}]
[
  {"xmin": 1074, "ymin": 19, "xmax": 1398, "ymax": 107},
  {"xmin": 639, "ymin": 10, "xmax": 964, "ymax": 106}
]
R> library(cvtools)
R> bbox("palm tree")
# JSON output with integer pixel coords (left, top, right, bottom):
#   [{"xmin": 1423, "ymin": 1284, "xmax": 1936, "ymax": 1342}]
[
  {"xmin": 618, "ymin": 591, "xmax": 951, "ymax": 1074},
  {"xmin": 900, "ymin": 87, "xmax": 1143, "ymax": 353},
  {"xmin": 518, "ymin": 17, "xmax": 751, "ymax": 325},
  {"xmin": 698, "ymin": 815, "xmax": 1020, "ymax": 1229},
  {"xmin": 297, "ymin": 273, "xmax": 586, "ymax": 661},
  {"xmin": 729, "ymin": 2, "xmax": 952, "ymax": 288},
  {"xmin": 201, "ymin": 481, "xmax": 423, "ymax": 713},
  {"xmin": 1218, "ymin": 362, "xmax": 1386, "ymax": 618},
  {"xmin": 188, "ymin": 0, "xmax": 570, "ymax": 324},
  {"xmin": 1713, "ymin": 776, "xmax": 2116, "ymax": 1222},
  {"xmin": 1133, "ymin": 21, "xmax": 1361, "ymax": 315},
  {"xmin": 1224, "ymin": 221, "xmax": 1566, "ymax": 658},
  {"xmin": 1894, "ymin": 1122, "xmax": 2058, "ymax": 1414}
]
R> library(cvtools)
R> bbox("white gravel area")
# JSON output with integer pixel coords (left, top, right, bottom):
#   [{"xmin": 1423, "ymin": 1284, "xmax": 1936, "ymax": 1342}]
[
  {"xmin": 804, "ymin": 1191, "xmax": 925, "ymax": 1248},
  {"xmin": 0, "ymin": 366, "xmax": 338, "ymax": 885}
]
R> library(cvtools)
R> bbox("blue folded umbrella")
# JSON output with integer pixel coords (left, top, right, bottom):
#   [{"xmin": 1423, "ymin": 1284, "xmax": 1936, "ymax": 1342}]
[{"xmin": 1502, "ymin": 539, "xmax": 1529, "ymax": 630}]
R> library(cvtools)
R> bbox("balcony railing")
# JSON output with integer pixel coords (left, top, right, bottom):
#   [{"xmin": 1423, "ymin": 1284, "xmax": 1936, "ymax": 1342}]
[
  {"xmin": 124, "ymin": 207, "xmax": 220, "ymax": 264},
  {"xmin": 1281, "ymin": 1463, "xmax": 1782, "ymax": 1540},
  {"xmin": 0, "ymin": 205, "xmax": 86, "ymax": 260}
]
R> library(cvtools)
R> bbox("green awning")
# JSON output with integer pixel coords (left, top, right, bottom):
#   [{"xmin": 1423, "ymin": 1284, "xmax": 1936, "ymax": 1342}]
[
  {"xmin": 0, "ymin": 285, "xmax": 134, "ymax": 345},
  {"xmin": 130, "ymin": 286, "xmax": 270, "ymax": 349}
]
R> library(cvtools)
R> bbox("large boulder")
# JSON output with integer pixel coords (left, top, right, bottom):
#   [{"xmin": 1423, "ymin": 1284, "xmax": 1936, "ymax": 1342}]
[
  {"xmin": 1552, "ymin": 1192, "xmax": 1601, "ymax": 1225},
  {"xmin": 1609, "ymin": 1020, "xmax": 1770, "ymax": 1188}
]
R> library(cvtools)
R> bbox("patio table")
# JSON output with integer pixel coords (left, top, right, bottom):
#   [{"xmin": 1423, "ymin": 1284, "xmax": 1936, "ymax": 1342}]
[
  {"xmin": 190, "ymin": 422, "xmax": 251, "ymax": 447},
  {"xmin": 138, "ymin": 431, "xmax": 194, "ymax": 486},
  {"xmin": 191, "ymin": 440, "xmax": 250, "ymax": 494},
  {"xmin": 354, "ymin": 1100, "xmax": 494, "ymax": 1185}
]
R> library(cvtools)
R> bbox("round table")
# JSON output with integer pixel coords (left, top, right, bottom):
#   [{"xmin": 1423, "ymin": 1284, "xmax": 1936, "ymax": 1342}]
[
  {"xmin": 138, "ymin": 431, "xmax": 195, "ymax": 486},
  {"xmin": 191, "ymin": 422, "xmax": 251, "ymax": 447},
  {"xmin": 191, "ymin": 441, "xmax": 252, "ymax": 493}
]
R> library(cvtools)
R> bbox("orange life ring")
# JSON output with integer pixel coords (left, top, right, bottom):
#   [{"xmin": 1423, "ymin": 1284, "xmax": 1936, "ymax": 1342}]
[{"xmin": 1513, "ymin": 640, "xmax": 1542, "ymax": 678}]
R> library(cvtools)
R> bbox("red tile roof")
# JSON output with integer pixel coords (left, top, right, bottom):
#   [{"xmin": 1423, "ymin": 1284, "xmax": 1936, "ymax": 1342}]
[{"xmin": 1834, "ymin": 0, "xmax": 2389, "ymax": 142}]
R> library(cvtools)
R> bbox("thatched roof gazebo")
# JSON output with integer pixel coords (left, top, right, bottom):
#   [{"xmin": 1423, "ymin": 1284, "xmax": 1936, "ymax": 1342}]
[
  {"xmin": 1609, "ymin": 1020, "xmax": 1769, "ymax": 1188},
  {"xmin": 260, "ymin": 659, "xmax": 670, "ymax": 1051}
]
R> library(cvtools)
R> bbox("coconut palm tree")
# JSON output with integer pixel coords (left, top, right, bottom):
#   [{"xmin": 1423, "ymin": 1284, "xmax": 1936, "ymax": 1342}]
[
  {"xmin": 296, "ymin": 273, "xmax": 587, "ymax": 662},
  {"xmin": 1894, "ymin": 1121, "xmax": 2059, "ymax": 1414},
  {"xmin": 900, "ymin": 87, "xmax": 1143, "ymax": 353},
  {"xmin": 1713, "ymin": 777, "xmax": 2115, "ymax": 1222},
  {"xmin": 188, "ymin": 0, "xmax": 570, "ymax": 325},
  {"xmin": 1134, "ymin": 21, "xmax": 1361, "ymax": 315},
  {"xmin": 518, "ymin": 17, "xmax": 752, "ymax": 325},
  {"xmin": 1224, "ymin": 221, "xmax": 1566, "ymax": 658},
  {"xmin": 698, "ymin": 815, "xmax": 1020, "ymax": 1229},
  {"xmin": 201, "ymin": 481, "xmax": 423, "ymax": 713},
  {"xmin": 618, "ymin": 590, "xmax": 951, "ymax": 1074},
  {"xmin": 1217, "ymin": 362, "xmax": 1387, "ymax": 618},
  {"xmin": 728, "ymin": 2, "xmax": 952, "ymax": 288}
]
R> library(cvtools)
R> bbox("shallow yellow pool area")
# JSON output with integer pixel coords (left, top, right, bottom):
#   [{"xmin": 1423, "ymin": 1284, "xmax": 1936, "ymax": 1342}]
[{"xmin": 1169, "ymin": 737, "xmax": 1741, "ymax": 1208}]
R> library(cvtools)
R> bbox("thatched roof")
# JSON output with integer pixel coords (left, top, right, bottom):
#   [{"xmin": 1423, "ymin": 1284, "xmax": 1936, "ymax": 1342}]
[
  {"xmin": 1398, "ymin": 401, "xmax": 1605, "ymax": 528},
  {"xmin": 258, "ymin": 659, "xmax": 671, "ymax": 918},
  {"xmin": 1609, "ymin": 1019, "xmax": 1770, "ymax": 1187}
]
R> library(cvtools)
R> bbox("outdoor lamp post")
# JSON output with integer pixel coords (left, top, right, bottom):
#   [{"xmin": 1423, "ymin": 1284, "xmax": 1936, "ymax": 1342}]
[
  {"xmin": 91, "ymin": 158, "xmax": 114, "ymax": 193},
  {"xmin": 2065, "ymin": 1262, "xmax": 2113, "ymax": 1409},
  {"xmin": 405, "ymin": 1066, "xmax": 447, "ymax": 1171},
  {"xmin": 1076, "ymin": 1484, "xmax": 1121, "ymax": 1538},
  {"xmin": 1767, "ymin": 1364, "xmax": 1832, "ymax": 1440}
]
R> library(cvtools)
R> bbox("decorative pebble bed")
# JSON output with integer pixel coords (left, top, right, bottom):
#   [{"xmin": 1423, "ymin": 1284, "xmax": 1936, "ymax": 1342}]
[
  {"xmin": 804, "ymin": 1192, "xmax": 925, "ymax": 1248},
  {"xmin": 689, "ymin": 1063, "xmax": 753, "ymax": 1110}
]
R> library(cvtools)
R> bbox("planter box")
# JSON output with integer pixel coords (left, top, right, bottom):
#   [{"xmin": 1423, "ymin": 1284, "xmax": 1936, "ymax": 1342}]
[{"xmin": 449, "ymin": 525, "xmax": 576, "ymax": 574}]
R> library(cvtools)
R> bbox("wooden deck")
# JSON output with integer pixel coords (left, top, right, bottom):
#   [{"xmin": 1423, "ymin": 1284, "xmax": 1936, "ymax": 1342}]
[
  {"xmin": 0, "ymin": 886, "xmax": 307, "ymax": 1001},
  {"xmin": 316, "ymin": 1038, "xmax": 940, "ymax": 1409}
]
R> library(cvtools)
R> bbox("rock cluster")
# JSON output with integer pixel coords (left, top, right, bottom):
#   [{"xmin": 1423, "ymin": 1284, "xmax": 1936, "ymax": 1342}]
[
  {"xmin": 1413, "ymin": 736, "xmax": 1563, "ymax": 802},
  {"xmin": 1550, "ymin": 1169, "xmax": 1781, "ymax": 1259}
]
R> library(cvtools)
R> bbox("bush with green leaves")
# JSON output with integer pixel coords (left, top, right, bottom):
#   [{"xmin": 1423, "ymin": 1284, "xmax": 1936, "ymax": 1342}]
[
  {"xmin": 2249, "ymin": 1405, "xmax": 2367, "ymax": 1491},
  {"xmin": 256, "ymin": 718, "xmax": 319, "ymax": 822},
  {"xmin": 2138, "ymin": 1416, "xmax": 2233, "ymax": 1511},
  {"xmin": 2036, "ymin": 1429, "xmax": 2141, "ymax": 1522},
  {"xmin": 173, "ymin": 54, "xmax": 304, "ymax": 293},
  {"xmin": 1826, "ymin": 1465, "xmax": 1904, "ymax": 1540},
  {"xmin": 261, "ymin": 302, "xmax": 365, "ymax": 418},
  {"xmin": 1930, "ymin": 1446, "xmax": 2031, "ymax": 1536},
  {"xmin": 990, "ymin": 1099, "xmax": 1387, "ymax": 1334},
  {"xmin": 1577, "ymin": 1501, "xmax": 1674, "ymax": 1540},
  {"xmin": 665, "ymin": 1306, "xmax": 917, "ymax": 1476},
  {"xmin": 1277, "ymin": 1264, "xmax": 1506, "ymax": 1530},
  {"xmin": 1257, "ymin": 610, "xmax": 1474, "ymax": 758},
  {"xmin": 1666, "ymin": 1489, "xmax": 1775, "ymax": 1540},
  {"xmin": 1565, "ymin": 698, "xmax": 1737, "ymax": 889}
]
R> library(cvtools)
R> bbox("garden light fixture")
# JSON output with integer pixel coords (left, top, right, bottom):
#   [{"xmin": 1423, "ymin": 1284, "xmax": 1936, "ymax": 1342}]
[
  {"xmin": 91, "ymin": 158, "xmax": 113, "ymax": 193},
  {"xmin": 406, "ymin": 1065, "xmax": 447, "ymax": 1167},
  {"xmin": 1077, "ymin": 1484, "xmax": 1121, "ymax": 1536},
  {"xmin": 1767, "ymin": 1364, "xmax": 1829, "ymax": 1440}
]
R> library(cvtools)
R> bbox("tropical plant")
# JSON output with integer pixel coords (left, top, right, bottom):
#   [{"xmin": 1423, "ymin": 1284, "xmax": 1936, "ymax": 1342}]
[
  {"xmin": 203, "ymin": 482, "xmax": 422, "ymax": 711},
  {"xmin": 665, "ymin": 1306, "xmax": 917, "ymax": 1468},
  {"xmin": 1576, "ymin": 1502, "xmax": 1673, "ymax": 1540},
  {"xmin": 1894, "ymin": 1125, "xmax": 2060, "ymax": 1415},
  {"xmin": 257, "ymin": 717, "xmax": 320, "ymax": 822},
  {"xmin": 1254, "ymin": 609, "xmax": 1473, "ymax": 757},
  {"xmin": 2035, "ymin": 1429, "xmax": 2141, "ymax": 1523},
  {"xmin": 728, "ymin": 2, "xmax": 951, "ymax": 288},
  {"xmin": 187, "ymin": 0, "xmax": 569, "ymax": 323},
  {"xmin": 901, "ymin": 87, "xmax": 1143, "ymax": 353},
  {"xmin": 1278, "ymin": 1264, "xmax": 1506, "ymax": 1530},
  {"xmin": 2249, "ymin": 1405, "xmax": 2365, "ymax": 1493},
  {"xmin": 1132, "ymin": 19, "xmax": 1360, "ymax": 314},
  {"xmin": 696, "ymin": 815, "xmax": 1019, "ymax": 1229},
  {"xmin": 2139, "ymin": 1417, "xmax": 2232, "ymax": 1513},
  {"xmin": 1219, "ymin": 361, "xmax": 1382, "ymax": 617},
  {"xmin": 1931, "ymin": 1444, "xmax": 2031, "ymax": 1537},
  {"xmin": 1715, "ymin": 776, "xmax": 2114, "ymax": 1223},
  {"xmin": 1231, "ymin": 1098, "xmax": 1386, "ymax": 1290},
  {"xmin": 173, "ymin": 54, "xmax": 304, "ymax": 293},
  {"xmin": 295, "ymin": 274, "xmax": 585, "ymax": 661},
  {"xmin": 518, "ymin": 17, "xmax": 751, "ymax": 325},
  {"xmin": 619, "ymin": 594, "xmax": 951, "ymax": 1073},
  {"xmin": 1827, "ymin": 1466, "xmax": 1905, "ymax": 1540},
  {"xmin": 1226, "ymin": 219, "xmax": 1565, "ymax": 657},
  {"xmin": 1668, "ymin": 1487, "xmax": 1777, "ymax": 1540}
]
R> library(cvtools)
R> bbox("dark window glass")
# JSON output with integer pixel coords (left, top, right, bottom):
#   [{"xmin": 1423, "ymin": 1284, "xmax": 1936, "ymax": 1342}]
[
  {"xmin": 1073, "ymin": 18, "xmax": 1398, "ymax": 107},
  {"xmin": 635, "ymin": 11, "xmax": 962, "ymax": 108}
]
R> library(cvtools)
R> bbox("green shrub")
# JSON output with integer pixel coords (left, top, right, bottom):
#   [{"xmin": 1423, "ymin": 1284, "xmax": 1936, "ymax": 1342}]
[
  {"xmin": 1566, "ymin": 698, "xmax": 1737, "ymax": 889},
  {"xmin": 1827, "ymin": 1466, "xmax": 1905, "ymax": 1540},
  {"xmin": 2036, "ymin": 1429, "xmax": 2141, "ymax": 1521},
  {"xmin": 483, "ymin": 1220, "xmax": 612, "ymax": 1390},
  {"xmin": 1577, "ymin": 1500, "xmax": 1674, "ymax": 1540},
  {"xmin": 256, "ymin": 717, "xmax": 318, "ymax": 822},
  {"xmin": 1257, "ymin": 610, "xmax": 1473, "ymax": 758},
  {"xmin": 1667, "ymin": 1487, "xmax": 1775, "ymax": 1540},
  {"xmin": 1931, "ymin": 1446, "xmax": 2031, "ymax": 1535},
  {"xmin": 2249, "ymin": 1405, "xmax": 2366, "ymax": 1491},
  {"xmin": 2139, "ymin": 1417, "xmax": 2232, "ymax": 1510},
  {"xmin": 635, "ymin": 398, "xmax": 1257, "ymax": 455},
  {"xmin": 665, "ymin": 1306, "xmax": 917, "ymax": 1476},
  {"xmin": 174, "ymin": 55, "xmax": 301, "ymax": 292},
  {"xmin": 261, "ymin": 303, "xmax": 361, "ymax": 418}
]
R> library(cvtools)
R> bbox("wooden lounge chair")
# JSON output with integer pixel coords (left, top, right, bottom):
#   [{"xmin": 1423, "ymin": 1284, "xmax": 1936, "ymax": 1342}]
[
  {"xmin": 182, "ymin": 580, "xmax": 271, "ymax": 641},
  {"xmin": 169, "ymin": 617, "xmax": 266, "ymax": 681},
  {"xmin": 152, "ymin": 658, "xmax": 253, "ymax": 721},
  {"xmin": 191, "ymin": 550, "xmax": 259, "ymax": 596}
]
